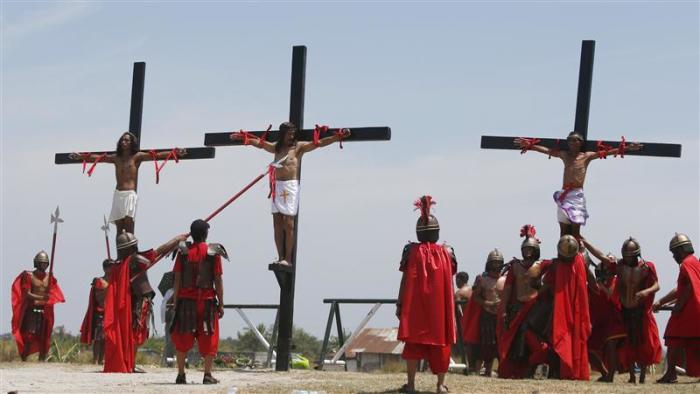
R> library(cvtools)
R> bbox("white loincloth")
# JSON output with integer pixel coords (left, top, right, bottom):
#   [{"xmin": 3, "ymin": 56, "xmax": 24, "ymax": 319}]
[
  {"xmin": 553, "ymin": 187, "xmax": 588, "ymax": 225},
  {"xmin": 109, "ymin": 189, "xmax": 138, "ymax": 223},
  {"xmin": 271, "ymin": 180, "xmax": 300, "ymax": 216}
]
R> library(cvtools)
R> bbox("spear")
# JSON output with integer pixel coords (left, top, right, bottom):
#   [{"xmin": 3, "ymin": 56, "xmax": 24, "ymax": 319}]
[
  {"xmin": 101, "ymin": 214, "xmax": 111, "ymax": 259},
  {"xmin": 47, "ymin": 206, "xmax": 64, "ymax": 294},
  {"xmin": 130, "ymin": 155, "xmax": 288, "ymax": 281}
]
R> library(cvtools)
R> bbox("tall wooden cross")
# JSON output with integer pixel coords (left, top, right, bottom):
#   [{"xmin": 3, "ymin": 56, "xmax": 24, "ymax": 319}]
[
  {"xmin": 204, "ymin": 46, "xmax": 391, "ymax": 371},
  {"xmin": 54, "ymin": 62, "xmax": 216, "ymax": 228},
  {"xmin": 481, "ymin": 40, "xmax": 682, "ymax": 157}
]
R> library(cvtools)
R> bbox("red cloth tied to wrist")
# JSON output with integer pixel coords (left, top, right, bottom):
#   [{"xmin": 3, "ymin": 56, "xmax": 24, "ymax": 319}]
[
  {"xmin": 267, "ymin": 165, "xmax": 277, "ymax": 201},
  {"xmin": 87, "ymin": 153, "xmax": 108, "ymax": 177},
  {"xmin": 149, "ymin": 148, "xmax": 180, "ymax": 184},
  {"xmin": 260, "ymin": 124, "xmax": 272, "ymax": 143},
  {"xmin": 519, "ymin": 137, "xmax": 541, "ymax": 154},
  {"xmin": 79, "ymin": 152, "xmax": 92, "ymax": 173},
  {"xmin": 596, "ymin": 141, "xmax": 614, "ymax": 159},
  {"xmin": 232, "ymin": 130, "xmax": 259, "ymax": 146},
  {"xmin": 334, "ymin": 128, "xmax": 348, "ymax": 149},
  {"xmin": 615, "ymin": 136, "xmax": 626, "ymax": 158},
  {"xmin": 549, "ymin": 139, "xmax": 561, "ymax": 159},
  {"xmin": 313, "ymin": 125, "xmax": 329, "ymax": 147}
]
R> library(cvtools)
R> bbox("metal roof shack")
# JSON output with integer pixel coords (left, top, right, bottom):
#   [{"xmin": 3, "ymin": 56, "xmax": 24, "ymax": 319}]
[{"xmin": 344, "ymin": 327, "xmax": 403, "ymax": 358}]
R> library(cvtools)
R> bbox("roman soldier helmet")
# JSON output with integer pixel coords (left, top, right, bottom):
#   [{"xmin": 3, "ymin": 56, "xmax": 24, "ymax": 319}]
[
  {"xmin": 520, "ymin": 224, "xmax": 541, "ymax": 259},
  {"xmin": 33, "ymin": 250, "xmax": 49, "ymax": 267},
  {"xmin": 414, "ymin": 195, "xmax": 439, "ymax": 243},
  {"xmin": 669, "ymin": 233, "xmax": 693, "ymax": 252},
  {"xmin": 621, "ymin": 237, "xmax": 641, "ymax": 258},
  {"xmin": 485, "ymin": 249, "xmax": 504, "ymax": 272},
  {"xmin": 557, "ymin": 235, "xmax": 579, "ymax": 259},
  {"xmin": 116, "ymin": 230, "xmax": 138, "ymax": 250}
]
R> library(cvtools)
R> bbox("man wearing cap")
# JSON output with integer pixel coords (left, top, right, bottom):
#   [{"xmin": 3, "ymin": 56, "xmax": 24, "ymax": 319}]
[
  {"xmin": 11, "ymin": 251, "xmax": 65, "ymax": 361},
  {"xmin": 654, "ymin": 233, "xmax": 700, "ymax": 383},
  {"xmin": 171, "ymin": 220, "xmax": 228, "ymax": 385},
  {"xmin": 527, "ymin": 235, "xmax": 591, "ymax": 380},
  {"xmin": 396, "ymin": 196, "xmax": 456, "ymax": 393},
  {"xmin": 103, "ymin": 230, "xmax": 186, "ymax": 373},
  {"xmin": 80, "ymin": 259, "xmax": 115, "ymax": 364},
  {"xmin": 515, "ymin": 131, "xmax": 642, "ymax": 238}
]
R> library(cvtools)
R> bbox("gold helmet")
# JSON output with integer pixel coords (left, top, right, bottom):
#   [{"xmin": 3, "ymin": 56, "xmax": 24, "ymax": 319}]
[
  {"xmin": 621, "ymin": 237, "xmax": 641, "ymax": 258},
  {"xmin": 33, "ymin": 250, "xmax": 50, "ymax": 266},
  {"xmin": 116, "ymin": 230, "xmax": 138, "ymax": 250},
  {"xmin": 557, "ymin": 235, "xmax": 579, "ymax": 259},
  {"xmin": 669, "ymin": 233, "xmax": 693, "ymax": 251}
]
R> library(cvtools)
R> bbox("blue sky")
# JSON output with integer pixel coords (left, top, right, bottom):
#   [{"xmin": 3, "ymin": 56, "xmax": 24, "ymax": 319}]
[{"xmin": 1, "ymin": 2, "xmax": 698, "ymax": 348}]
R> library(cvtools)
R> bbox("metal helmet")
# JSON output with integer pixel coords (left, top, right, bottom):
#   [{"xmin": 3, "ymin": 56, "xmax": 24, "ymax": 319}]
[
  {"xmin": 621, "ymin": 237, "xmax": 641, "ymax": 258},
  {"xmin": 557, "ymin": 235, "xmax": 579, "ymax": 259},
  {"xmin": 33, "ymin": 250, "xmax": 50, "ymax": 267},
  {"xmin": 116, "ymin": 230, "xmax": 138, "ymax": 250},
  {"xmin": 414, "ymin": 195, "xmax": 439, "ymax": 242},
  {"xmin": 521, "ymin": 237, "xmax": 541, "ymax": 252},
  {"xmin": 485, "ymin": 249, "xmax": 504, "ymax": 272},
  {"xmin": 669, "ymin": 233, "xmax": 693, "ymax": 251}
]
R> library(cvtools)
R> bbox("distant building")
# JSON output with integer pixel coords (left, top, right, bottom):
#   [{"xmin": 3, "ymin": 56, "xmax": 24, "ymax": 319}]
[{"xmin": 344, "ymin": 328, "xmax": 404, "ymax": 372}]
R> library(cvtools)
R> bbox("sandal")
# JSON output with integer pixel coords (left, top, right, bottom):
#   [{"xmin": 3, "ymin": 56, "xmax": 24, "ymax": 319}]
[{"xmin": 203, "ymin": 373, "xmax": 220, "ymax": 384}]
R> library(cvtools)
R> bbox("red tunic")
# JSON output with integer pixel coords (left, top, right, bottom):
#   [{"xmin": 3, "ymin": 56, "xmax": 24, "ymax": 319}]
[
  {"xmin": 461, "ymin": 295, "xmax": 483, "ymax": 345},
  {"xmin": 11, "ymin": 271, "xmax": 65, "ymax": 357},
  {"xmin": 664, "ymin": 254, "xmax": 700, "ymax": 376},
  {"xmin": 398, "ymin": 242, "xmax": 456, "ymax": 347},
  {"xmin": 103, "ymin": 250, "xmax": 157, "ymax": 373},
  {"xmin": 170, "ymin": 242, "xmax": 223, "ymax": 356},
  {"xmin": 551, "ymin": 254, "xmax": 591, "ymax": 381},
  {"xmin": 497, "ymin": 265, "xmax": 539, "ymax": 378},
  {"xmin": 615, "ymin": 261, "xmax": 662, "ymax": 369},
  {"xmin": 80, "ymin": 278, "xmax": 108, "ymax": 345}
]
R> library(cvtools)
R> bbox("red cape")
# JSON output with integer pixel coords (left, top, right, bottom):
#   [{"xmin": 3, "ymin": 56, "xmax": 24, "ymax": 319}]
[
  {"xmin": 587, "ymin": 278, "xmax": 626, "ymax": 373},
  {"xmin": 398, "ymin": 243, "xmax": 456, "ymax": 346},
  {"xmin": 461, "ymin": 290, "xmax": 483, "ymax": 344},
  {"xmin": 102, "ymin": 259, "xmax": 134, "ymax": 373},
  {"xmin": 80, "ymin": 278, "xmax": 107, "ymax": 345},
  {"xmin": 11, "ymin": 271, "xmax": 65, "ymax": 357},
  {"xmin": 614, "ymin": 262, "xmax": 662, "ymax": 368},
  {"xmin": 664, "ymin": 254, "xmax": 700, "ymax": 376},
  {"xmin": 551, "ymin": 254, "xmax": 591, "ymax": 381}
]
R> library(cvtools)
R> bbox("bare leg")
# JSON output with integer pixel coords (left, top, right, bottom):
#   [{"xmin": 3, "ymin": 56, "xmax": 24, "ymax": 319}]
[
  {"xmin": 436, "ymin": 373, "xmax": 447, "ymax": 393},
  {"xmin": 639, "ymin": 364, "xmax": 646, "ymax": 384},
  {"xmin": 282, "ymin": 215, "xmax": 295, "ymax": 265},
  {"xmin": 405, "ymin": 359, "xmax": 418, "ymax": 391},
  {"xmin": 571, "ymin": 224, "xmax": 581, "ymax": 239},
  {"xmin": 93, "ymin": 342, "xmax": 99, "ymax": 364},
  {"xmin": 204, "ymin": 355, "xmax": 214, "ymax": 375},
  {"xmin": 657, "ymin": 348, "xmax": 679, "ymax": 383},
  {"xmin": 603, "ymin": 340, "xmax": 617, "ymax": 382},
  {"xmin": 272, "ymin": 214, "xmax": 285, "ymax": 262},
  {"xmin": 176, "ymin": 351, "xmax": 186, "ymax": 374},
  {"xmin": 115, "ymin": 218, "xmax": 125, "ymax": 240},
  {"xmin": 559, "ymin": 222, "xmax": 570, "ymax": 237},
  {"xmin": 96, "ymin": 340, "xmax": 105, "ymax": 365}
]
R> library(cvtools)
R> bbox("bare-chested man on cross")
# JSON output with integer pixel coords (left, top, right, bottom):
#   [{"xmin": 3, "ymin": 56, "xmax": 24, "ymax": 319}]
[
  {"xmin": 70, "ymin": 132, "xmax": 186, "ymax": 239},
  {"xmin": 232, "ymin": 122, "xmax": 349, "ymax": 266},
  {"xmin": 515, "ymin": 132, "xmax": 641, "ymax": 238}
]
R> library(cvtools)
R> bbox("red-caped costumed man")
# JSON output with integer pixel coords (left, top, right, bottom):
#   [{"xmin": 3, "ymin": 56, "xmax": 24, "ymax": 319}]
[
  {"xmin": 396, "ymin": 196, "xmax": 457, "ymax": 394},
  {"xmin": 11, "ymin": 251, "xmax": 65, "ymax": 361},
  {"xmin": 80, "ymin": 259, "xmax": 114, "ymax": 364},
  {"xmin": 171, "ymin": 219, "xmax": 228, "ymax": 385},
  {"xmin": 654, "ymin": 233, "xmax": 700, "ymax": 384},
  {"xmin": 527, "ymin": 235, "xmax": 591, "ymax": 380},
  {"xmin": 103, "ymin": 230, "xmax": 185, "ymax": 373}
]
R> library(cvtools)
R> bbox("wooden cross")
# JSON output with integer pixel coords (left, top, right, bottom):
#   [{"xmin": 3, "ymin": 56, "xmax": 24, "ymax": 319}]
[
  {"xmin": 54, "ymin": 62, "xmax": 216, "ymax": 225},
  {"xmin": 481, "ymin": 40, "xmax": 682, "ymax": 157},
  {"xmin": 204, "ymin": 46, "xmax": 391, "ymax": 371}
]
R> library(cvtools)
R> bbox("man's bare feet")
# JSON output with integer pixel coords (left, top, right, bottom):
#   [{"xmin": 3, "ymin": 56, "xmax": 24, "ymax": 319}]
[
  {"xmin": 437, "ymin": 384, "xmax": 449, "ymax": 393},
  {"xmin": 276, "ymin": 260, "xmax": 292, "ymax": 267}
]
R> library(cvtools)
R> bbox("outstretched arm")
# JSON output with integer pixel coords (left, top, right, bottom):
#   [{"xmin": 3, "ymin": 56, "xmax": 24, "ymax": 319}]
[
  {"xmin": 587, "ymin": 142, "xmax": 643, "ymax": 162},
  {"xmin": 513, "ymin": 137, "xmax": 561, "ymax": 158},
  {"xmin": 155, "ymin": 234, "xmax": 188, "ymax": 257},
  {"xmin": 653, "ymin": 287, "xmax": 678, "ymax": 311},
  {"xmin": 581, "ymin": 238, "xmax": 612, "ymax": 265},
  {"xmin": 68, "ymin": 152, "xmax": 116, "ymax": 163},
  {"xmin": 135, "ymin": 148, "xmax": 188, "ymax": 162},
  {"xmin": 229, "ymin": 133, "xmax": 276, "ymax": 153},
  {"xmin": 300, "ymin": 129, "xmax": 351, "ymax": 154}
]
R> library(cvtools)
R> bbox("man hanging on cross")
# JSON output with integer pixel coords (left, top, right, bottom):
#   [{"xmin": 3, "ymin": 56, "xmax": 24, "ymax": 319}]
[
  {"xmin": 69, "ymin": 132, "xmax": 187, "ymax": 238},
  {"xmin": 514, "ymin": 131, "xmax": 642, "ymax": 238},
  {"xmin": 230, "ymin": 122, "xmax": 350, "ymax": 266}
]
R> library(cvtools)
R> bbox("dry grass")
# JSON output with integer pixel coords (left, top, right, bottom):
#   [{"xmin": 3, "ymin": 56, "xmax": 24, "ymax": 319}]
[{"xmin": 1, "ymin": 362, "xmax": 698, "ymax": 393}]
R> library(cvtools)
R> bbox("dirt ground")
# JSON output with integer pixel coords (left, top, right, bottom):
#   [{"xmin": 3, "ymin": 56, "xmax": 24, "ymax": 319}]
[{"xmin": 1, "ymin": 362, "xmax": 699, "ymax": 393}]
